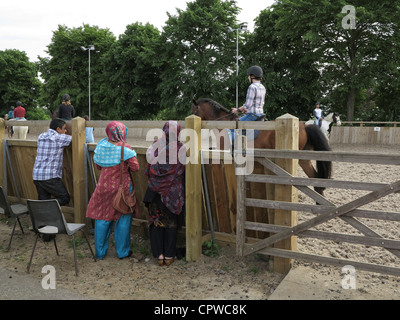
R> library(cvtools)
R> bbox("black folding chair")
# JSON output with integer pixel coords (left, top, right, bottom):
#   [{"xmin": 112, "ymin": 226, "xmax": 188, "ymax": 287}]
[
  {"xmin": 26, "ymin": 199, "xmax": 96, "ymax": 276},
  {"xmin": 0, "ymin": 186, "xmax": 29, "ymax": 251}
]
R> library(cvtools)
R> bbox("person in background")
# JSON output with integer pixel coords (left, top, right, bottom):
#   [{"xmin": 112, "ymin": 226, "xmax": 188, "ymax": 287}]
[
  {"xmin": 143, "ymin": 121, "xmax": 185, "ymax": 267},
  {"xmin": 86, "ymin": 121, "xmax": 139, "ymax": 260},
  {"xmin": 32, "ymin": 118, "xmax": 72, "ymax": 241},
  {"xmin": 8, "ymin": 106, "xmax": 14, "ymax": 120},
  {"xmin": 313, "ymin": 102, "xmax": 324, "ymax": 127},
  {"xmin": 58, "ymin": 94, "xmax": 75, "ymax": 120},
  {"xmin": 14, "ymin": 101, "xmax": 26, "ymax": 119},
  {"xmin": 6, "ymin": 107, "xmax": 14, "ymax": 137},
  {"xmin": 84, "ymin": 115, "xmax": 94, "ymax": 143},
  {"xmin": 232, "ymin": 65, "xmax": 266, "ymax": 121}
]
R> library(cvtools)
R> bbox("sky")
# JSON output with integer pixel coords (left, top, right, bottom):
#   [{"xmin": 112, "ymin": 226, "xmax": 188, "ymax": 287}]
[{"xmin": 0, "ymin": 0, "xmax": 275, "ymax": 63}]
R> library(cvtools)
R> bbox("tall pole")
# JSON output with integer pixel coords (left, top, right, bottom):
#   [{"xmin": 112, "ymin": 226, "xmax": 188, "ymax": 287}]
[
  {"xmin": 227, "ymin": 24, "xmax": 247, "ymax": 110},
  {"xmin": 236, "ymin": 29, "xmax": 239, "ymax": 110},
  {"xmin": 81, "ymin": 45, "xmax": 95, "ymax": 120},
  {"xmin": 88, "ymin": 48, "xmax": 91, "ymax": 120}
]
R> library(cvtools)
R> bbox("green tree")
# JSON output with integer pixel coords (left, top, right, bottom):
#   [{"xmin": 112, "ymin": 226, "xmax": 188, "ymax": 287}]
[
  {"xmin": 101, "ymin": 23, "xmax": 162, "ymax": 120},
  {"xmin": 0, "ymin": 49, "xmax": 41, "ymax": 115},
  {"xmin": 246, "ymin": 6, "xmax": 322, "ymax": 120},
  {"xmin": 248, "ymin": 0, "xmax": 400, "ymax": 121},
  {"xmin": 38, "ymin": 24, "xmax": 116, "ymax": 119},
  {"xmin": 158, "ymin": 0, "xmax": 240, "ymax": 119}
]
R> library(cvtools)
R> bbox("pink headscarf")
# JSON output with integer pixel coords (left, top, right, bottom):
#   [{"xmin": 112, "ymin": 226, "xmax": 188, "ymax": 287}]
[{"xmin": 106, "ymin": 121, "xmax": 127, "ymax": 142}]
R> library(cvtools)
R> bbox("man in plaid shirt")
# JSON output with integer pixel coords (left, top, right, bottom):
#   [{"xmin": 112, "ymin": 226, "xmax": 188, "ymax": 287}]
[{"xmin": 33, "ymin": 118, "xmax": 72, "ymax": 207}]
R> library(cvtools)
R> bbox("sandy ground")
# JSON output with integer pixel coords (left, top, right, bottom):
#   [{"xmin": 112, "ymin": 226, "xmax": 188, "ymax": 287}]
[{"xmin": 1, "ymin": 141, "xmax": 400, "ymax": 300}]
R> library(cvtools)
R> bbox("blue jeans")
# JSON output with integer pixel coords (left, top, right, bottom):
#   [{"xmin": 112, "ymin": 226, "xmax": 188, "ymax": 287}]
[{"xmin": 230, "ymin": 113, "xmax": 263, "ymax": 141}]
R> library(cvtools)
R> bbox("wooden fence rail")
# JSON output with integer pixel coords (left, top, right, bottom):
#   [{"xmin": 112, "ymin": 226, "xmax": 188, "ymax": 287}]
[{"xmin": 236, "ymin": 145, "xmax": 400, "ymax": 276}]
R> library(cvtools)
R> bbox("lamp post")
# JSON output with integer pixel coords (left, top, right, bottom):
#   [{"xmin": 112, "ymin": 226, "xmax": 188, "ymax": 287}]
[
  {"xmin": 80, "ymin": 45, "xmax": 95, "ymax": 120},
  {"xmin": 227, "ymin": 23, "xmax": 247, "ymax": 109}
]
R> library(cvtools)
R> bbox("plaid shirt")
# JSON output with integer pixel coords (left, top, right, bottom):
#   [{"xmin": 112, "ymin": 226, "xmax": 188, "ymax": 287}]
[
  {"xmin": 32, "ymin": 129, "xmax": 72, "ymax": 180},
  {"xmin": 243, "ymin": 81, "xmax": 266, "ymax": 114}
]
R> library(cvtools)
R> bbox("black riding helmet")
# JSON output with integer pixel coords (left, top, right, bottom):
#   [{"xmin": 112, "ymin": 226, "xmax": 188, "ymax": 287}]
[
  {"xmin": 62, "ymin": 94, "xmax": 71, "ymax": 101},
  {"xmin": 247, "ymin": 65, "xmax": 263, "ymax": 79}
]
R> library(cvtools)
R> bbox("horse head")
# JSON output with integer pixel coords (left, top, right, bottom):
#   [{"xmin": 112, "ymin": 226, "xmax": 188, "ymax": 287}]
[
  {"xmin": 191, "ymin": 98, "xmax": 237, "ymax": 121},
  {"xmin": 333, "ymin": 112, "xmax": 341, "ymax": 126}
]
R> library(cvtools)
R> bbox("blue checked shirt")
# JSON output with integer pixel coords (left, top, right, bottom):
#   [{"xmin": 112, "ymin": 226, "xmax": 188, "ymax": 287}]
[
  {"xmin": 243, "ymin": 81, "xmax": 266, "ymax": 114},
  {"xmin": 32, "ymin": 129, "xmax": 72, "ymax": 180}
]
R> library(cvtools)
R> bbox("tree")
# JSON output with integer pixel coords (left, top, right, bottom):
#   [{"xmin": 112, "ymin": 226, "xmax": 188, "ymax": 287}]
[
  {"xmin": 158, "ymin": 0, "xmax": 240, "ymax": 119},
  {"xmin": 246, "ymin": 6, "xmax": 322, "ymax": 120},
  {"xmin": 248, "ymin": 0, "xmax": 400, "ymax": 121},
  {"xmin": 38, "ymin": 24, "xmax": 116, "ymax": 119},
  {"xmin": 101, "ymin": 23, "xmax": 162, "ymax": 120},
  {"xmin": 0, "ymin": 49, "xmax": 41, "ymax": 114}
]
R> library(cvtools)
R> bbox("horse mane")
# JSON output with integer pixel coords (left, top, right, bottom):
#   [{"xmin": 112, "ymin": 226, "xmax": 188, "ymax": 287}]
[{"xmin": 195, "ymin": 98, "xmax": 231, "ymax": 116}]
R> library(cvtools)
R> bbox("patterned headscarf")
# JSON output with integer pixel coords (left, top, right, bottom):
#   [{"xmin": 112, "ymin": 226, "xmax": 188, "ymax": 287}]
[
  {"xmin": 93, "ymin": 121, "xmax": 136, "ymax": 167},
  {"xmin": 106, "ymin": 121, "xmax": 127, "ymax": 142}
]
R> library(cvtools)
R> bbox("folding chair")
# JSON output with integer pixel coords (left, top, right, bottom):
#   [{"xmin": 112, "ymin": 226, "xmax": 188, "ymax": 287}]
[
  {"xmin": 0, "ymin": 186, "xmax": 29, "ymax": 251},
  {"xmin": 26, "ymin": 199, "xmax": 96, "ymax": 276}
]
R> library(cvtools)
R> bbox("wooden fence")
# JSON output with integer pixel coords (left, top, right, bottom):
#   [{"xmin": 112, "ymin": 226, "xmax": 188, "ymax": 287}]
[
  {"xmin": 330, "ymin": 123, "xmax": 400, "ymax": 145},
  {"xmin": 5, "ymin": 116, "xmax": 398, "ymax": 276},
  {"xmin": 1, "ymin": 116, "xmax": 293, "ymax": 267},
  {"xmin": 236, "ymin": 146, "xmax": 400, "ymax": 276}
]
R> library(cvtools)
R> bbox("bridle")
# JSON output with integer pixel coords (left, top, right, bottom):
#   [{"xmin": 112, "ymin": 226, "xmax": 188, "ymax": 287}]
[{"xmin": 193, "ymin": 101, "xmax": 237, "ymax": 121}]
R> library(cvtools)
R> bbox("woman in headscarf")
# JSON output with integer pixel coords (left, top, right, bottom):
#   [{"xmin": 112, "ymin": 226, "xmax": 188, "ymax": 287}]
[
  {"xmin": 144, "ymin": 121, "xmax": 186, "ymax": 266},
  {"xmin": 86, "ymin": 121, "xmax": 139, "ymax": 260}
]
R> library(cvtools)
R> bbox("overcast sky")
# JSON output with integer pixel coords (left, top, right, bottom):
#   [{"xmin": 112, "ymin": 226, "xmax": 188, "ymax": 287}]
[{"xmin": 0, "ymin": 0, "xmax": 274, "ymax": 62}]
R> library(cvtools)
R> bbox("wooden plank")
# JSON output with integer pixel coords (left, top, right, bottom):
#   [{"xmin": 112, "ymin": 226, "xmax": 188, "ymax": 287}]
[
  {"xmin": 245, "ymin": 222, "xmax": 400, "ymax": 250},
  {"xmin": 246, "ymin": 198, "xmax": 400, "ymax": 222},
  {"xmin": 246, "ymin": 174, "xmax": 388, "ymax": 191},
  {"xmin": 244, "ymin": 180, "xmax": 400, "ymax": 256},
  {"xmin": 211, "ymin": 162, "xmax": 231, "ymax": 233},
  {"xmin": 0, "ymin": 119, "xmax": 4, "ymax": 187},
  {"xmin": 185, "ymin": 115, "xmax": 202, "ymax": 261},
  {"xmin": 252, "ymin": 149, "xmax": 400, "ymax": 165},
  {"xmin": 236, "ymin": 172, "xmax": 246, "ymax": 256},
  {"xmin": 273, "ymin": 114, "xmax": 299, "ymax": 273},
  {"xmin": 223, "ymin": 162, "xmax": 237, "ymax": 235},
  {"xmin": 201, "ymin": 120, "xmax": 276, "ymax": 130},
  {"xmin": 72, "ymin": 117, "xmax": 86, "ymax": 223},
  {"xmin": 259, "ymin": 248, "xmax": 400, "ymax": 277}
]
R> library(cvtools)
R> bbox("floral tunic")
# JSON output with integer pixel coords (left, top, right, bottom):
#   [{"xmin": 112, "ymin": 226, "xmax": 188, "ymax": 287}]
[{"xmin": 86, "ymin": 141, "xmax": 139, "ymax": 221}]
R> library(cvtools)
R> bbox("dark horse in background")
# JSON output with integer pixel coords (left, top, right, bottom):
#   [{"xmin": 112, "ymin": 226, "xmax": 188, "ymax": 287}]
[{"xmin": 192, "ymin": 98, "xmax": 332, "ymax": 196}]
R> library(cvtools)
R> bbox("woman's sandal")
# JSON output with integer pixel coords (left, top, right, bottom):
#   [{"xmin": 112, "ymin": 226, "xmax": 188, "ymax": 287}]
[
  {"xmin": 164, "ymin": 258, "xmax": 175, "ymax": 266},
  {"xmin": 158, "ymin": 259, "xmax": 165, "ymax": 266}
]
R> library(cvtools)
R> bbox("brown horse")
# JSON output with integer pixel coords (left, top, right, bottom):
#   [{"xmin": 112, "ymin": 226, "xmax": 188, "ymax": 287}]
[{"xmin": 192, "ymin": 98, "xmax": 332, "ymax": 195}]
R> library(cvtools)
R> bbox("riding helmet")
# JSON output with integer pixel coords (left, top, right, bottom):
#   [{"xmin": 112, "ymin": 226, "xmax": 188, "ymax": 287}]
[
  {"xmin": 247, "ymin": 65, "xmax": 263, "ymax": 78},
  {"xmin": 62, "ymin": 94, "xmax": 71, "ymax": 101}
]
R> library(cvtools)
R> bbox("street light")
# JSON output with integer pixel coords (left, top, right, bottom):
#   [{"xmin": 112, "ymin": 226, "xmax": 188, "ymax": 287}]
[
  {"xmin": 81, "ymin": 45, "xmax": 95, "ymax": 120},
  {"xmin": 227, "ymin": 23, "xmax": 247, "ymax": 109}
]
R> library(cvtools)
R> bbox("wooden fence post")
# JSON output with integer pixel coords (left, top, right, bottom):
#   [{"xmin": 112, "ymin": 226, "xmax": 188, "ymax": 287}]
[
  {"xmin": 273, "ymin": 114, "xmax": 299, "ymax": 274},
  {"xmin": 185, "ymin": 115, "xmax": 202, "ymax": 261},
  {"xmin": 0, "ymin": 119, "xmax": 4, "ymax": 188},
  {"xmin": 72, "ymin": 117, "xmax": 86, "ymax": 223}
]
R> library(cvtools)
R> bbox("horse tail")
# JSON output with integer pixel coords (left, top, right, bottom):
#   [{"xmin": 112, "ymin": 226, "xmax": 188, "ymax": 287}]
[{"xmin": 304, "ymin": 125, "xmax": 332, "ymax": 181}]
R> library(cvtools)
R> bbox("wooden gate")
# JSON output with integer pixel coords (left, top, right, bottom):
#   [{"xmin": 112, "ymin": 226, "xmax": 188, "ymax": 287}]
[{"xmin": 236, "ymin": 148, "xmax": 400, "ymax": 276}]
